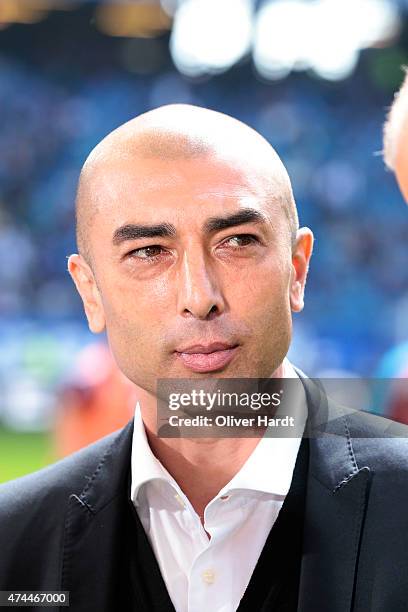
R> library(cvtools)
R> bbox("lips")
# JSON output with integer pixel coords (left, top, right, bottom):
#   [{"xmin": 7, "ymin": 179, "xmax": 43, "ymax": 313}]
[{"xmin": 175, "ymin": 342, "xmax": 239, "ymax": 373}]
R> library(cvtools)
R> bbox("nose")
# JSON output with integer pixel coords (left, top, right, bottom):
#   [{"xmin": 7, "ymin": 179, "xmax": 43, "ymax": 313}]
[{"xmin": 176, "ymin": 248, "xmax": 225, "ymax": 320}]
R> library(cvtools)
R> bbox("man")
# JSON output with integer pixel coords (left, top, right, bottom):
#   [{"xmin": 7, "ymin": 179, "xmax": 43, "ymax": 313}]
[
  {"xmin": 1, "ymin": 104, "xmax": 408, "ymax": 612},
  {"xmin": 383, "ymin": 69, "xmax": 408, "ymax": 202},
  {"xmin": 381, "ymin": 72, "xmax": 408, "ymax": 417}
]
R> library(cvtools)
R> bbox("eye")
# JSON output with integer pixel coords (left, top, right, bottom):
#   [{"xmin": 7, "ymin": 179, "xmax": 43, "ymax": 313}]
[
  {"xmin": 221, "ymin": 234, "xmax": 259, "ymax": 248},
  {"xmin": 128, "ymin": 245, "xmax": 166, "ymax": 260}
]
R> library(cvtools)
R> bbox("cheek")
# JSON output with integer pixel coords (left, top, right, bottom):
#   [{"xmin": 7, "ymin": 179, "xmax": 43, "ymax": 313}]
[
  {"xmin": 98, "ymin": 274, "xmax": 176, "ymax": 373},
  {"xmin": 396, "ymin": 164, "xmax": 408, "ymax": 204},
  {"xmin": 395, "ymin": 121, "xmax": 408, "ymax": 205},
  {"xmin": 228, "ymin": 258, "xmax": 291, "ymax": 312},
  {"xmin": 228, "ymin": 260, "xmax": 293, "ymax": 359},
  {"xmin": 101, "ymin": 272, "xmax": 174, "ymax": 322},
  {"xmin": 100, "ymin": 287, "xmax": 166, "ymax": 388}
]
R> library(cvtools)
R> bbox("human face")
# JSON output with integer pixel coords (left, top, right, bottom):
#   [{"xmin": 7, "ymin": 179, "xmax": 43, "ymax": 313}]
[
  {"xmin": 395, "ymin": 114, "xmax": 408, "ymax": 203},
  {"xmin": 69, "ymin": 153, "xmax": 312, "ymax": 395}
]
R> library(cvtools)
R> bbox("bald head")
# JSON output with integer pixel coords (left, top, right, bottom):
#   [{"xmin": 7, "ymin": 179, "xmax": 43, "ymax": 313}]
[{"xmin": 75, "ymin": 104, "xmax": 298, "ymax": 263}]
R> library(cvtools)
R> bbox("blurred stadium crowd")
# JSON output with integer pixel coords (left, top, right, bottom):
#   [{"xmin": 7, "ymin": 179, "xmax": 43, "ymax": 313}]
[{"xmin": 1, "ymin": 0, "xmax": 408, "ymax": 433}]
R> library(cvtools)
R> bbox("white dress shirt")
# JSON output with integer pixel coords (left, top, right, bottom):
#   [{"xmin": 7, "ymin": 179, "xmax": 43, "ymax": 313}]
[{"xmin": 130, "ymin": 360, "xmax": 307, "ymax": 612}]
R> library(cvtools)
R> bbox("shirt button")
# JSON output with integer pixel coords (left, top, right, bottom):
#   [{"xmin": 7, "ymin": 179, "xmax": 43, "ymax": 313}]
[
  {"xmin": 202, "ymin": 569, "xmax": 216, "ymax": 585},
  {"xmin": 174, "ymin": 493, "xmax": 185, "ymax": 508}
]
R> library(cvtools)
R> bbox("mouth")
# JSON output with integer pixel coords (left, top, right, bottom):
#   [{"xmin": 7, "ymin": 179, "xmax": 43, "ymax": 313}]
[{"xmin": 174, "ymin": 342, "xmax": 240, "ymax": 373}]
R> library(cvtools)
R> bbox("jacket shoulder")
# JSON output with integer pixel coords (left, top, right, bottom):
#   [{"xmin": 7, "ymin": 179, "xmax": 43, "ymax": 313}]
[
  {"xmin": 301, "ymin": 369, "xmax": 408, "ymax": 476},
  {"xmin": 0, "ymin": 421, "xmax": 133, "ymax": 590},
  {"xmin": 345, "ymin": 408, "xmax": 408, "ymax": 473},
  {"xmin": 0, "ymin": 425, "xmax": 126, "ymax": 518}
]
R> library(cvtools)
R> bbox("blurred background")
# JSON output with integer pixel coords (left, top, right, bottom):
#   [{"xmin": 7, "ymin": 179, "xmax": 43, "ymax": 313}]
[{"xmin": 1, "ymin": 0, "xmax": 408, "ymax": 482}]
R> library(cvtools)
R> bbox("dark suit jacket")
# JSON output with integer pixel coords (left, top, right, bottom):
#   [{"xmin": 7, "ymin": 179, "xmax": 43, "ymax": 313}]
[{"xmin": 1, "ymin": 374, "xmax": 408, "ymax": 611}]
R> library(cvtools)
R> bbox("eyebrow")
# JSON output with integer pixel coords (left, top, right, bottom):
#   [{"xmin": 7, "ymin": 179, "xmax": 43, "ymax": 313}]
[
  {"xmin": 112, "ymin": 208, "xmax": 268, "ymax": 246},
  {"xmin": 203, "ymin": 208, "xmax": 269, "ymax": 233},
  {"xmin": 112, "ymin": 222, "xmax": 176, "ymax": 245}
]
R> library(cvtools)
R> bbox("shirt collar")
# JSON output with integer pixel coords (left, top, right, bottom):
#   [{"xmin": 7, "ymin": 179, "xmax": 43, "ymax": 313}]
[
  {"xmin": 130, "ymin": 403, "xmax": 183, "ymax": 506},
  {"xmin": 130, "ymin": 358, "xmax": 307, "ymax": 505},
  {"xmin": 216, "ymin": 359, "xmax": 307, "ymax": 498}
]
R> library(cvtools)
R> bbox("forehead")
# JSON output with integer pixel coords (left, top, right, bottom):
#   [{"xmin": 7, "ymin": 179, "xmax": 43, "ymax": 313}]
[{"xmin": 87, "ymin": 153, "xmax": 283, "ymax": 232}]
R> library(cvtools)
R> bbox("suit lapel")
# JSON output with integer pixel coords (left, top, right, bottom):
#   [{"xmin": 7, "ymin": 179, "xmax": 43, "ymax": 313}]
[
  {"xmin": 58, "ymin": 374, "xmax": 373, "ymax": 612},
  {"xmin": 297, "ymin": 375, "xmax": 372, "ymax": 612},
  {"xmin": 60, "ymin": 420, "xmax": 135, "ymax": 612}
]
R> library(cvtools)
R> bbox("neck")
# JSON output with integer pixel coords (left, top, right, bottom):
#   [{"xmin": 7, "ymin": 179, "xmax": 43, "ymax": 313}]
[
  {"xmin": 148, "ymin": 433, "xmax": 260, "ymax": 519},
  {"xmin": 136, "ymin": 362, "xmax": 285, "ymax": 518}
]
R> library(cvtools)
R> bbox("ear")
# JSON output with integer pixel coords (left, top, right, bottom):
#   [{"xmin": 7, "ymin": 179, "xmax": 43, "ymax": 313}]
[
  {"xmin": 68, "ymin": 254, "xmax": 106, "ymax": 333},
  {"xmin": 290, "ymin": 227, "xmax": 314, "ymax": 313}
]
